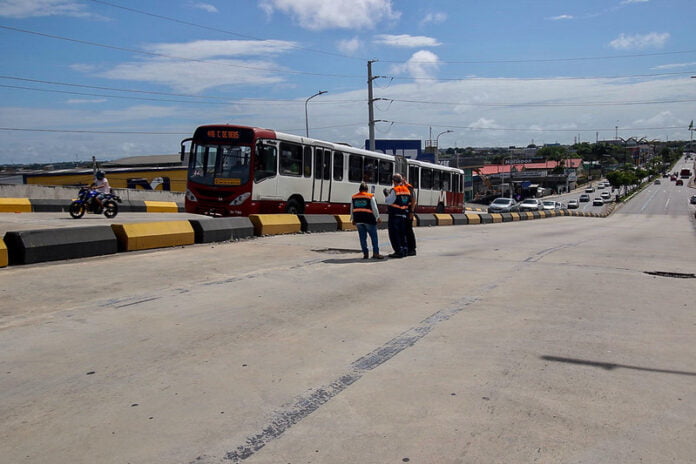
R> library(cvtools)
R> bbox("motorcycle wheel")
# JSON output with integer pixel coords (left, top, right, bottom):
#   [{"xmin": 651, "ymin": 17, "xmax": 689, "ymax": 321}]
[
  {"xmin": 69, "ymin": 201, "xmax": 85, "ymax": 219},
  {"xmin": 103, "ymin": 200, "xmax": 118, "ymax": 218}
]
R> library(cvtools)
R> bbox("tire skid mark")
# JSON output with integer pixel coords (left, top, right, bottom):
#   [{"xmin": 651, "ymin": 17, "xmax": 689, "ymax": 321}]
[{"xmin": 217, "ymin": 296, "xmax": 480, "ymax": 463}]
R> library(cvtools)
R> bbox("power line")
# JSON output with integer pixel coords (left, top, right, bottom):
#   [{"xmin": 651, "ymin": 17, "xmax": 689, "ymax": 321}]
[
  {"xmin": 383, "ymin": 97, "xmax": 696, "ymax": 107},
  {"xmin": 83, "ymin": 1, "xmax": 696, "ymax": 67},
  {"xmin": 0, "ymin": 127, "xmax": 188, "ymax": 135},
  {"xmin": 86, "ymin": 0, "xmax": 366, "ymax": 61},
  {"xmin": 380, "ymin": 49, "xmax": 696, "ymax": 64},
  {"xmin": 0, "ymin": 24, "xmax": 361, "ymax": 79},
  {"xmin": 2, "ymin": 25, "xmax": 694, "ymax": 83}
]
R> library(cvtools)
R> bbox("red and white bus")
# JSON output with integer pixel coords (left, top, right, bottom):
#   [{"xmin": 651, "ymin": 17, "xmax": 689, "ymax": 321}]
[{"xmin": 181, "ymin": 124, "xmax": 465, "ymax": 216}]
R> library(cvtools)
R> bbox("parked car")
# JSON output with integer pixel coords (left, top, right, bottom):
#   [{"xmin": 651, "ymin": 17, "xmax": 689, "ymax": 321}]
[
  {"xmin": 556, "ymin": 201, "xmax": 566, "ymax": 209},
  {"xmin": 690, "ymin": 195, "xmax": 696, "ymax": 205},
  {"xmin": 593, "ymin": 197, "xmax": 604, "ymax": 206},
  {"xmin": 567, "ymin": 199, "xmax": 579, "ymax": 209},
  {"xmin": 579, "ymin": 194, "xmax": 590, "ymax": 202},
  {"xmin": 518, "ymin": 198, "xmax": 544, "ymax": 211},
  {"xmin": 585, "ymin": 187, "xmax": 595, "ymax": 193},
  {"xmin": 601, "ymin": 192, "xmax": 611, "ymax": 200},
  {"xmin": 676, "ymin": 179, "xmax": 684, "ymax": 186},
  {"xmin": 487, "ymin": 197, "xmax": 519, "ymax": 213},
  {"xmin": 654, "ymin": 179, "xmax": 661, "ymax": 184}
]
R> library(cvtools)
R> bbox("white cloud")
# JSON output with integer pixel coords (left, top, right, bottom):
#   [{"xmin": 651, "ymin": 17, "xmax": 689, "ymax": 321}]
[
  {"xmin": 652, "ymin": 61, "xmax": 696, "ymax": 70},
  {"xmin": 67, "ymin": 99, "xmax": 108, "ymax": 104},
  {"xmin": 259, "ymin": 0, "xmax": 400, "ymax": 30},
  {"xmin": 98, "ymin": 58, "xmax": 286, "ymax": 94},
  {"xmin": 390, "ymin": 50, "xmax": 440, "ymax": 82},
  {"xmin": 374, "ymin": 34, "xmax": 441, "ymax": 48},
  {"xmin": 621, "ymin": 0, "xmax": 649, "ymax": 4},
  {"xmin": 337, "ymin": 37, "xmax": 362, "ymax": 55},
  {"xmin": 0, "ymin": 0, "xmax": 96, "ymax": 18},
  {"xmin": 420, "ymin": 12, "xmax": 447, "ymax": 26},
  {"xmin": 144, "ymin": 39, "xmax": 297, "ymax": 60},
  {"xmin": 609, "ymin": 32, "xmax": 669, "ymax": 50},
  {"xmin": 189, "ymin": 2, "xmax": 218, "ymax": 13},
  {"xmin": 548, "ymin": 14, "xmax": 574, "ymax": 21}
]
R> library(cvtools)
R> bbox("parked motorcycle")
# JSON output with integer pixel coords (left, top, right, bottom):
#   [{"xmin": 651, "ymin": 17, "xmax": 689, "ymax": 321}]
[{"xmin": 69, "ymin": 187, "xmax": 122, "ymax": 219}]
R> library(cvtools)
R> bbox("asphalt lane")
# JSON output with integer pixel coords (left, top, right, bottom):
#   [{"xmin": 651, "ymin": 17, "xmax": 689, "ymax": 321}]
[{"xmin": 1, "ymin": 188, "xmax": 695, "ymax": 463}]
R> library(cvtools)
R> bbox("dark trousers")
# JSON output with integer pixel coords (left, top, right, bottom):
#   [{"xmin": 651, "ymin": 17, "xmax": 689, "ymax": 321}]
[
  {"xmin": 405, "ymin": 216, "xmax": 416, "ymax": 253},
  {"xmin": 388, "ymin": 214, "xmax": 408, "ymax": 256}
]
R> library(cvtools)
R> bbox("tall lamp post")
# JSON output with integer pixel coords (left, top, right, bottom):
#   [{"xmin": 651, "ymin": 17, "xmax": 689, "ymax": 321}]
[
  {"xmin": 435, "ymin": 130, "xmax": 453, "ymax": 163},
  {"xmin": 305, "ymin": 90, "xmax": 327, "ymax": 137}
]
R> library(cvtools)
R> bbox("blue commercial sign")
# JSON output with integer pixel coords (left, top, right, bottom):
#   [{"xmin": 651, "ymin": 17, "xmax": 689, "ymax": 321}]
[{"xmin": 366, "ymin": 139, "xmax": 423, "ymax": 160}]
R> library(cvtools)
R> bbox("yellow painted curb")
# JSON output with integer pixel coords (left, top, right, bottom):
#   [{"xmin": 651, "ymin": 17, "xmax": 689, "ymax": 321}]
[
  {"xmin": 538, "ymin": 211, "xmax": 547, "ymax": 218},
  {"xmin": 144, "ymin": 201, "xmax": 179, "ymax": 213},
  {"xmin": 465, "ymin": 213, "xmax": 481, "ymax": 224},
  {"xmin": 510, "ymin": 212, "xmax": 520, "ymax": 221},
  {"xmin": 434, "ymin": 213, "xmax": 453, "ymax": 225},
  {"xmin": 111, "ymin": 221, "xmax": 194, "ymax": 251},
  {"xmin": 0, "ymin": 238, "xmax": 7, "ymax": 267},
  {"xmin": 489, "ymin": 213, "xmax": 503, "ymax": 223},
  {"xmin": 335, "ymin": 214, "xmax": 357, "ymax": 231},
  {"xmin": 249, "ymin": 214, "xmax": 302, "ymax": 235},
  {"xmin": 0, "ymin": 198, "xmax": 32, "ymax": 213}
]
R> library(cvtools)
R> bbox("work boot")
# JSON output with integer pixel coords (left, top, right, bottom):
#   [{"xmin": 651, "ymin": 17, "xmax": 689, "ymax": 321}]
[
  {"xmin": 372, "ymin": 254, "xmax": 384, "ymax": 260},
  {"xmin": 363, "ymin": 252, "xmax": 369, "ymax": 259}
]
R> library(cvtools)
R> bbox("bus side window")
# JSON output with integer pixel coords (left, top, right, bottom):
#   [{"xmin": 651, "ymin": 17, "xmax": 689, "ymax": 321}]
[
  {"xmin": 303, "ymin": 146, "xmax": 312, "ymax": 177},
  {"xmin": 422, "ymin": 169, "xmax": 433, "ymax": 189},
  {"xmin": 279, "ymin": 142, "xmax": 302, "ymax": 176},
  {"xmin": 333, "ymin": 151, "xmax": 344, "ymax": 181},
  {"xmin": 442, "ymin": 173, "xmax": 450, "ymax": 191},
  {"xmin": 408, "ymin": 165, "xmax": 419, "ymax": 189},
  {"xmin": 254, "ymin": 142, "xmax": 277, "ymax": 182},
  {"xmin": 322, "ymin": 150, "xmax": 331, "ymax": 180},
  {"xmin": 349, "ymin": 154, "xmax": 363, "ymax": 182},
  {"xmin": 378, "ymin": 160, "xmax": 393, "ymax": 185},
  {"xmin": 363, "ymin": 157, "xmax": 377, "ymax": 183}
]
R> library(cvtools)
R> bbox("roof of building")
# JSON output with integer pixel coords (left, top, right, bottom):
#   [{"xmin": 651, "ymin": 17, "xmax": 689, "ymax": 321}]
[
  {"xmin": 476, "ymin": 158, "xmax": 583, "ymax": 176},
  {"xmin": 103, "ymin": 154, "xmax": 182, "ymax": 167}
]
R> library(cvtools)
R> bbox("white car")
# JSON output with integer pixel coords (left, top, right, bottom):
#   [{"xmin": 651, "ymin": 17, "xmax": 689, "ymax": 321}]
[
  {"xmin": 519, "ymin": 198, "xmax": 544, "ymax": 211},
  {"xmin": 601, "ymin": 192, "xmax": 611, "ymax": 200},
  {"xmin": 592, "ymin": 198, "xmax": 604, "ymax": 206},
  {"xmin": 567, "ymin": 199, "xmax": 579, "ymax": 209}
]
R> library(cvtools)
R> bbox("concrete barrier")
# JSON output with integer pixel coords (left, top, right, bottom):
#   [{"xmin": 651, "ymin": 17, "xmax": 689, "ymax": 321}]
[
  {"xmin": 522, "ymin": 212, "xmax": 535, "ymax": 220},
  {"xmin": 510, "ymin": 212, "xmax": 520, "ymax": 221},
  {"xmin": 189, "ymin": 217, "xmax": 255, "ymax": 243},
  {"xmin": 0, "ymin": 238, "xmax": 7, "ymax": 267},
  {"xmin": 0, "ymin": 198, "xmax": 32, "ymax": 213},
  {"xmin": 3, "ymin": 226, "xmax": 118, "ymax": 264},
  {"xmin": 415, "ymin": 214, "xmax": 437, "ymax": 227},
  {"xmin": 489, "ymin": 213, "xmax": 503, "ymax": 223},
  {"xmin": 144, "ymin": 201, "xmax": 179, "ymax": 213},
  {"xmin": 29, "ymin": 199, "xmax": 71, "ymax": 212},
  {"xmin": 538, "ymin": 211, "xmax": 548, "ymax": 218},
  {"xmin": 111, "ymin": 221, "xmax": 195, "ymax": 251},
  {"xmin": 378, "ymin": 213, "xmax": 389, "ymax": 229},
  {"xmin": 479, "ymin": 213, "xmax": 493, "ymax": 224},
  {"xmin": 500, "ymin": 213, "xmax": 513, "ymax": 222},
  {"xmin": 249, "ymin": 214, "xmax": 302, "ymax": 235},
  {"xmin": 119, "ymin": 200, "xmax": 147, "ymax": 213},
  {"xmin": 434, "ymin": 213, "xmax": 453, "ymax": 225},
  {"xmin": 299, "ymin": 214, "xmax": 338, "ymax": 233},
  {"xmin": 451, "ymin": 213, "xmax": 469, "ymax": 225},
  {"xmin": 465, "ymin": 213, "xmax": 481, "ymax": 224},
  {"xmin": 334, "ymin": 214, "xmax": 357, "ymax": 231}
]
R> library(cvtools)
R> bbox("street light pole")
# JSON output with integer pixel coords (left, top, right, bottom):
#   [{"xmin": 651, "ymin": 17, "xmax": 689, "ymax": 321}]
[
  {"xmin": 305, "ymin": 90, "xmax": 327, "ymax": 137},
  {"xmin": 435, "ymin": 130, "xmax": 453, "ymax": 163}
]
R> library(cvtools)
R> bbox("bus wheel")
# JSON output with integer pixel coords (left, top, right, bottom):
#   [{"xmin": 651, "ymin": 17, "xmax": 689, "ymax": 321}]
[{"xmin": 286, "ymin": 198, "xmax": 303, "ymax": 215}]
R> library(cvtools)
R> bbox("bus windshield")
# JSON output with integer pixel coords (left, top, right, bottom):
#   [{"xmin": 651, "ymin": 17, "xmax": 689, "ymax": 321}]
[{"xmin": 190, "ymin": 144, "xmax": 251, "ymax": 186}]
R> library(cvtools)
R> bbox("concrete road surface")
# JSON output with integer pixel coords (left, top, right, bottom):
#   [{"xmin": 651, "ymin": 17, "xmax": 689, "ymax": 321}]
[{"xmin": 1, "ymin": 196, "xmax": 695, "ymax": 463}]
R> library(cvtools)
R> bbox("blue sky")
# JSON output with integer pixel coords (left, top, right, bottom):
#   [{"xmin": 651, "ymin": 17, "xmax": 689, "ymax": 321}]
[{"xmin": 0, "ymin": 0, "xmax": 694, "ymax": 164}]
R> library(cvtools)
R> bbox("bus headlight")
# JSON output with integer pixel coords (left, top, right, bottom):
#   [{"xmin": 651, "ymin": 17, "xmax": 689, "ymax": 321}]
[
  {"xmin": 229, "ymin": 192, "xmax": 250, "ymax": 206},
  {"xmin": 185, "ymin": 189, "xmax": 198, "ymax": 202}
]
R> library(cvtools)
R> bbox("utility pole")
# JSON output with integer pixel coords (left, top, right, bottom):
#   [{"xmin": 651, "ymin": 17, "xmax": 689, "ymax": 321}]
[{"xmin": 367, "ymin": 60, "xmax": 378, "ymax": 151}]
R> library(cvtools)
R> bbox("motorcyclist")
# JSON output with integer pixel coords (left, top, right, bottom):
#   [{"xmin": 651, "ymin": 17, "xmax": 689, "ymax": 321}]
[{"xmin": 90, "ymin": 170, "xmax": 111, "ymax": 211}]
